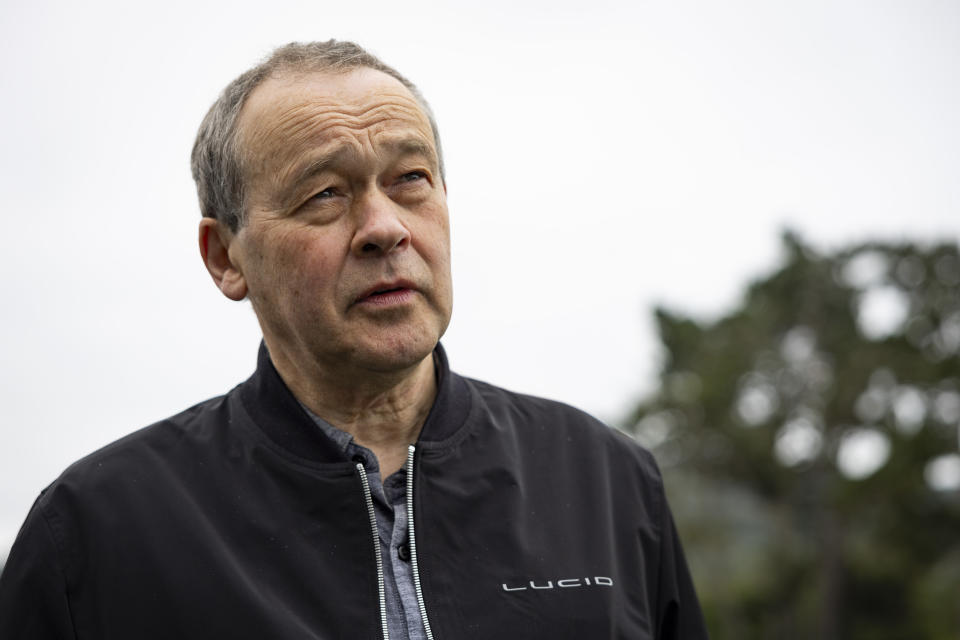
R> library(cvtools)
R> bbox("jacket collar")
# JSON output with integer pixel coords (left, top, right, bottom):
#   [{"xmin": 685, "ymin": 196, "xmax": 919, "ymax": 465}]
[{"xmin": 237, "ymin": 341, "xmax": 471, "ymax": 463}]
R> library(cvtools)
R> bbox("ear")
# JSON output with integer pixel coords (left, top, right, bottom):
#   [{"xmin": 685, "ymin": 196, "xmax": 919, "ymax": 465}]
[{"xmin": 199, "ymin": 218, "xmax": 248, "ymax": 301}]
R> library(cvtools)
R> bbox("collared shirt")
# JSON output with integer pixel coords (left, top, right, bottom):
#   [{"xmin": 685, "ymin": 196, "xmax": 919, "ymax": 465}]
[{"xmin": 301, "ymin": 407, "xmax": 428, "ymax": 640}]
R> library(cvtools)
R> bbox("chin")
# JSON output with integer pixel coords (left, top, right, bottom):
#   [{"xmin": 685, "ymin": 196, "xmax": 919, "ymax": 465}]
[{"xmin": 350, "ymin": 328, "xmax": 441, "ymax": 374}]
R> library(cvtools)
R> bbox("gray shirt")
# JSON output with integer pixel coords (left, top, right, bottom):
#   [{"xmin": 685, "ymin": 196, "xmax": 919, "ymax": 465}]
[{"xmin": 302, "ymin": 407, "xmax": 428, "ymax": 640}]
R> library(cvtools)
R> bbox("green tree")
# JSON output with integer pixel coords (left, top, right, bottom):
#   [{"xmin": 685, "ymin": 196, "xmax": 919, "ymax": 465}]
[{"xmin": 626, "ymin": 233, "xmax": 960, "ymax": 640}]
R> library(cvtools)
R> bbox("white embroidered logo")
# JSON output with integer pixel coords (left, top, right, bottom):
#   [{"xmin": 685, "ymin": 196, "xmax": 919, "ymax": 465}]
[{"xmin": 501, "ymin": 576, "xmax": 614, "ymax": 592}]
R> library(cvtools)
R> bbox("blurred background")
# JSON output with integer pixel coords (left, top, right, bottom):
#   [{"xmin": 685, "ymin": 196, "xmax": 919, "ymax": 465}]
[
  {"xmin": 627, "ymin": 234, "xmax": 960, "ymax": 638},
  {"xmin": 1, "ymin": 0, "xmax": 957, "ymax": 637}
]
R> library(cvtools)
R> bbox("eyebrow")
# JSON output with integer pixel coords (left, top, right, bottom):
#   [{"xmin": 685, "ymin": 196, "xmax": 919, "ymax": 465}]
[
  {"xmin": 284, "ymin": 150, "xmax": 344, "ymax": 194},
  {"xmin": 383, "ymin": 138, "xmax": 438, "ymax": 167}
]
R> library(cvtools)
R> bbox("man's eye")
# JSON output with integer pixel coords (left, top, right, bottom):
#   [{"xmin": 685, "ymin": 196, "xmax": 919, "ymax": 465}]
[
  {"xmin": 400, "ymin": 171, "xmax": 426, "ymax": 183},
  {"xmin": 312, "ymin": 187, "xmax": 336, "ymax": 200}
]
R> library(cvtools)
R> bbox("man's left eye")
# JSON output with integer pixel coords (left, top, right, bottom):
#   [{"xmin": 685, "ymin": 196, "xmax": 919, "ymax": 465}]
[{"xmin": 400, "ymin": 171, "xmax": 426, "ymax": 183}]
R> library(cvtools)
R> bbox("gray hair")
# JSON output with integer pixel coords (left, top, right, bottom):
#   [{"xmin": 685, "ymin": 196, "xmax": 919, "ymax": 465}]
[{"xmin": 190, "ymin": 40, "xmax": 444, "ymax": 232}]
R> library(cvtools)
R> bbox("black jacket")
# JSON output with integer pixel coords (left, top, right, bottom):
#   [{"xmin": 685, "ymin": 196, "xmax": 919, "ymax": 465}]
[{"xmin": 0, "ymin": 344, "xmax": 708, "ymax": 639}]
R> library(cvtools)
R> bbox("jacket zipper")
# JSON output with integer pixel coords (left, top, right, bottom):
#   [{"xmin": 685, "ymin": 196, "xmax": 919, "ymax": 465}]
[
  {"xmin": 406, "ymin": 444, "xmax": 435, "ymax": 640},
  {"xmin": 357, "ymin": 463, "xmax": 390, "ymax": 640}
]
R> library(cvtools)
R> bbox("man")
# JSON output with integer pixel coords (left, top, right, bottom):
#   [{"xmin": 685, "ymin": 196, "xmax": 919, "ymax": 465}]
[{"xmin": 0, "ymin": 41, "xmax": 708, "ymax": 639}]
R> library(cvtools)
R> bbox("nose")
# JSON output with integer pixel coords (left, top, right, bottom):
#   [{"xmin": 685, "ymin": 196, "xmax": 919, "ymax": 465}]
[{"xmin": 350, "ymin": 189, "xmax": 411, "ymax": 257}]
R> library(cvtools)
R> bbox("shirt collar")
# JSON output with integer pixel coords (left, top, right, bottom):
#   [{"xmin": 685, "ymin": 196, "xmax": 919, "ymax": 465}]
[{"xmin": 237, "ymin": 341, "xmax": 471, "ymax": 463}]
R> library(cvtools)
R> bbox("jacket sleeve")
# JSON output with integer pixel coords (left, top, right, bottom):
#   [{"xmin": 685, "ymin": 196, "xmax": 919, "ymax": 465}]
[
  {"xmin": 654, "ymin": 494, "xmax": 710, "ymax": 640},
  {"xmin": 0, "ymin": 496, "xmax": 77, "ymax": 639}
]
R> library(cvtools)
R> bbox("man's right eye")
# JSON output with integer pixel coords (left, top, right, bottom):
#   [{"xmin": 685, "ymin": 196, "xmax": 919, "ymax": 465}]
[{"xmin": 312, "ymin": 187, "xmax": 335, "ymax": 200}]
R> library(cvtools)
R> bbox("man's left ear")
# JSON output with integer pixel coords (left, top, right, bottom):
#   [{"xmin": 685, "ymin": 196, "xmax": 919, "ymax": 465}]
[{"xmin": 198, "ymin": 218, "xmax": 248, "ymax": 301}]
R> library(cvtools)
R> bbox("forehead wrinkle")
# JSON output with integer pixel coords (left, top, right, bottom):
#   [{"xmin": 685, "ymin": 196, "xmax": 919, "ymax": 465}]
[
  {"xmin": 246, "ymin": 100, "xmax": 431, "ymax": 180},
  {"xmin": 240, "ymin": 69, "xmax": 428, "ymax": 149},
  {"xmin": 248, "ymin": 82, "xmax": 427, "ymax": 147}
]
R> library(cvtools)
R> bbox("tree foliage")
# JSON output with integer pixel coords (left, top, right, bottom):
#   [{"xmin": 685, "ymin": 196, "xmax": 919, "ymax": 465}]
[{"xmin": 626, "ymin": 232, "xmax": 960, "ymax": 640}]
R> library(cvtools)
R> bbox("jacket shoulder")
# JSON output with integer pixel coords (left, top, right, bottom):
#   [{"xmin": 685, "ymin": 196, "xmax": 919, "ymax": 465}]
[
  {"xmin": 36, "ymin": 391, "xmax": 236, "ymax": 514},
  {"xmin": 463, "ymin": 376, "xmax": 662, "ymax": 484}
]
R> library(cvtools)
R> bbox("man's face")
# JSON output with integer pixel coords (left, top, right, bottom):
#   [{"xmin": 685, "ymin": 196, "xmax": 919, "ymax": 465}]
[{"xmin": 225, "ymin": 68, "xmax": 452, "ymax": 375}]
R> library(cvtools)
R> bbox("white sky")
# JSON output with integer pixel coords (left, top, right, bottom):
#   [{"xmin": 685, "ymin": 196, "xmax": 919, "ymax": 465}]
[{"xmin": 1, "ymin": 0, "xmax": 958, "ymax": 554}]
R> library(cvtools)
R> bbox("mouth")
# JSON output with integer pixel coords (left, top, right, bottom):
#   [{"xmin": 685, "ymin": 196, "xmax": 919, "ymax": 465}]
[{"xmin": 355, "ymin": 280, "xmax": 418, "ymax": 306}]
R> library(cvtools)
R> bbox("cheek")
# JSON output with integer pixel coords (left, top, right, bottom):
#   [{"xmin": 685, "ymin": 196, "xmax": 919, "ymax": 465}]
[
  {"xmin": 416, "ymin": 211, "xmax": 453, "ymax": 307},
  {"xmin": 288, "ymin": 252, "xmax": 343, "ymax": 304},
  {"xmin": 250, "ymin": 231, "xmax": 342, "ymax": 305},
  {"xmin": 415, "ymin": 206, "xmax": 452, "ymax": 263}
]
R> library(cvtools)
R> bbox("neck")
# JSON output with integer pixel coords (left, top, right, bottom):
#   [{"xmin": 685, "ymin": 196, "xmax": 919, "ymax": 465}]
[{"xmin": 267, "ymin": 341, "xmax": 438, "ymax": 476}]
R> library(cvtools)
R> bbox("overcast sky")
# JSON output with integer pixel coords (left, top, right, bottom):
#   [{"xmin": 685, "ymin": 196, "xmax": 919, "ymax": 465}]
[{"xmin": 1, "ymin": 0, "xmax": 958, "ymax": 555}]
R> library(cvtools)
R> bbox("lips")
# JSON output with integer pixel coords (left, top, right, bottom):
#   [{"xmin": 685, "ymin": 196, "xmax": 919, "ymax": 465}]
[{"xmin": 354, "ymin": 279, "xmax": 418, "ymax": 305}]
